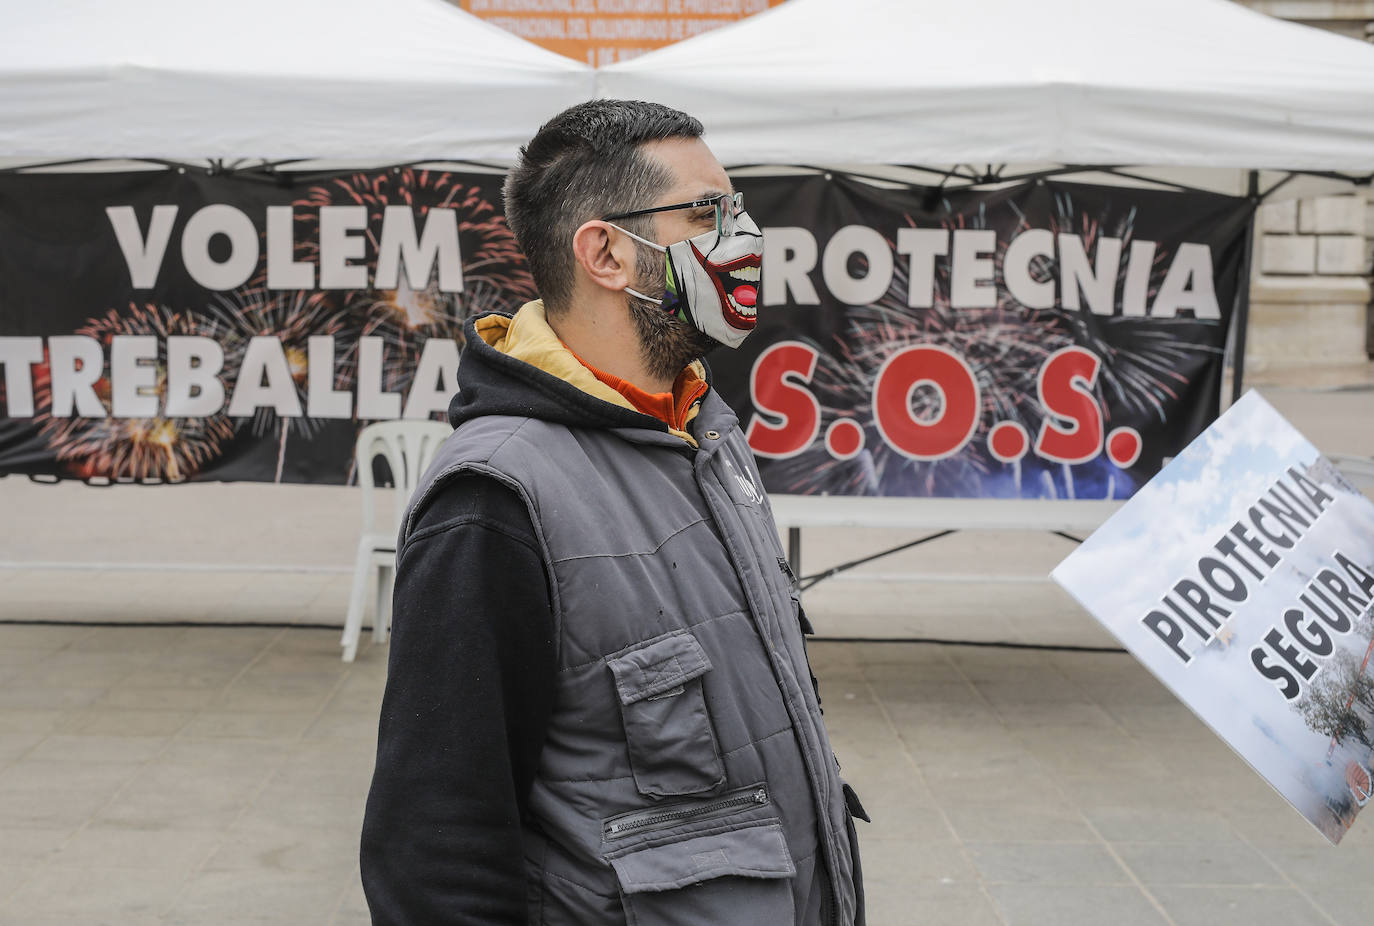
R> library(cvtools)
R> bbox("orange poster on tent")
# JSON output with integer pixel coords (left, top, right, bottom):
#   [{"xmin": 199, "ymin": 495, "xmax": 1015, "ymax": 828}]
[{"xmin": 458, "ymin": 0, "xmax": 787, "ymax": 66}]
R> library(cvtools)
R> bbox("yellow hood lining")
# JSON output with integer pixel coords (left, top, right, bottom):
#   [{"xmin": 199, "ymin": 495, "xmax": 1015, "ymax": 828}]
[{"xmin": 476, "ymin": 301, "xmax": 703, "ymax": 447}]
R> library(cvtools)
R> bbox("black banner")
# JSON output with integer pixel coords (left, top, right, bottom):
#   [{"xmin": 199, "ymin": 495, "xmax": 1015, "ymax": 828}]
[
  {"xmin": 729, "ymin": 175, "xmax": 1254, "ymax": 499},
  {"xmin": 0, "ymin": 167, "xmax": 532, "ymax": 483},
  {"xmin": 0, "ymin": 168, "xmax": 1252, "ymax": 496}
]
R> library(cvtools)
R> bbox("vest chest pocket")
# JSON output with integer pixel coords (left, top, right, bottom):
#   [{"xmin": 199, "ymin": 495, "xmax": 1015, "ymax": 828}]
[{"xmin": 606, "ymin": 630, "xmax": 725, "ymax": 798}]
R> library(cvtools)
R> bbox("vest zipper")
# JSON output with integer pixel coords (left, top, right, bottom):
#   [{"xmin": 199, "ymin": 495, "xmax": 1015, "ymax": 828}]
[
  {"xmin": 603, "ymin": 785, "xmax": 769, "ymax": 840},
  {"xmin": 702, "ymin": 467, "xmax": 848, "ymax": 924}
]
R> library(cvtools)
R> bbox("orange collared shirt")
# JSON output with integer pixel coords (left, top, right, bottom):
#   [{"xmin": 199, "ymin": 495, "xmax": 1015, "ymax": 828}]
[{"xmin": 569, "ymin": 351, "xmax": 708, "ymax": 433}]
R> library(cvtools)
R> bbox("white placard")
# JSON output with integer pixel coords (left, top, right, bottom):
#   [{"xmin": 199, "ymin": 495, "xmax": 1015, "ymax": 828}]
[{"xmin": 1053, "ymin": 391, "xmax": 1374, "ymax": 844}]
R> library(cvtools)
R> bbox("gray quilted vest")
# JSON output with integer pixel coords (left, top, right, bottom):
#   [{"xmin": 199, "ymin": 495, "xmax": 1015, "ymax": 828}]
[{"xmin": 402, "ymin": 386, "xmax": 862, "ymax": 925}]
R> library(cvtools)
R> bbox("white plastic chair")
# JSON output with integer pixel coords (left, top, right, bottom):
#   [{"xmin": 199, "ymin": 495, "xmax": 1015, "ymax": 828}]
[{"xmin": 341, "ymin": 419, "xmax": 452, "ymax": 662}]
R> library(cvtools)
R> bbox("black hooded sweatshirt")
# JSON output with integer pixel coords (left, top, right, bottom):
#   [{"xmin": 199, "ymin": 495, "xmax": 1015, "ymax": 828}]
[{"xmin": 360, "ymin": 312, "xmax": 684, "ymax": 925}]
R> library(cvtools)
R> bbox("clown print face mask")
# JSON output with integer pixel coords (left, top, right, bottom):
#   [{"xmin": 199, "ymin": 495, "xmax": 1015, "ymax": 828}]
[{"xmin": 608, "ymin": 193, "xmax": 764, "ymax": 350}]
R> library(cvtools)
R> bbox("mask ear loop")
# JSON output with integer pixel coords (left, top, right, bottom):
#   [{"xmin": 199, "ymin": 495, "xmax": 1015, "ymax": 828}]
[
  {"xmin": 608, "ymin": 222, "xmax": 668, "ymax": 306},
  {"xmin": 624, "ymin": 285, "xmax": 662, "ymax": 305},
  {"xmin": 607, "ymin": 222, "xmax": 666, "ymax": 252}
]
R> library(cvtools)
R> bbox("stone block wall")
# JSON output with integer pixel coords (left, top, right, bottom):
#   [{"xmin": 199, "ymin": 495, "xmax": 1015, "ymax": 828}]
[
  {"xmin": 1235, "ymin": 1, "xmax": 1373, "ymax": 372},
  {"xmin": 1249, "ymin": 193, "xmax": 1371, "ymax": 371}
]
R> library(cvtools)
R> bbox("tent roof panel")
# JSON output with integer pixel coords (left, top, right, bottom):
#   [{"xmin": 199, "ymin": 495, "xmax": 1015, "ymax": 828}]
[
  {"xmin": 1, "ymin": 0, "xmax": 594, "ymax": 160},
  {"xmin": 597, "ymin": 0, "xmax": 1374, "ymax": 171}
]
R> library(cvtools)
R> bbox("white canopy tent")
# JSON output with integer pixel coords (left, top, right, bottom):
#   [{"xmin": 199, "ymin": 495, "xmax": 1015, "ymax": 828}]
[
  {"xmin": 0, "ymin": 0, "xmax": 594, "ymax": 164},
  {"xmin": 597, "ymin": 0, "xmax": 1374, "ymax": 187},
  {"xmin": 4, "ymin": 0, "xmax": 1371, "ymax": 187}
]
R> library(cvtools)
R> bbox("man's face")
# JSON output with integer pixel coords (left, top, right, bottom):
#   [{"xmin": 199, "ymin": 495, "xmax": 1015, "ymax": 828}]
[{"xmin": 626, "ymin": 137, "xmax": 738, "ymax": 383}]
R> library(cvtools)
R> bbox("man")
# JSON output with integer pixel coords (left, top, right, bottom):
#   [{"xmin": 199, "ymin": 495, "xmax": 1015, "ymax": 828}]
[{"xmin": 361, "ymin": 99, "xmax": 865, "ymax": 925}]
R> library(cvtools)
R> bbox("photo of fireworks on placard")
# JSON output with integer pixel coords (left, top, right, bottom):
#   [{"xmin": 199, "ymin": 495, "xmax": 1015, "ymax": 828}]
[
  {"xmin": 767, "ymin": 191, "xmax": 1226, "ymax": 500},
  {"xmin": 290, "ymin": 168, "xmax": 536, "ymax": 399},
  {"xmin": 34, "ymin": 304, "xmax": 235, "ymax": 483}
]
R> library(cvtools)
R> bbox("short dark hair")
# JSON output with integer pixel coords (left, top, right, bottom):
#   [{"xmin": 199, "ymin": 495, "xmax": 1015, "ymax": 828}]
[{"xmin": 503, "ymin": 100, "xmax": 704, "ymax": 314}]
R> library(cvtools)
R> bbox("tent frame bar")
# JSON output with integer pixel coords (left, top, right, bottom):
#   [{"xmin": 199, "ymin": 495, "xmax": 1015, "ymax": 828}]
[
  {"xmin": 1230, "ymin": 170, "xmax": 1260, "ymax": 405},
  {"xmin": 0, "ymin": 157, "xmax": 509, "ymax": 180},
  {"xmin": 723, "ymin": 161, "xmax": 1374, "ymax": 197},
  {"xmin": 778, "ymin": 163, "xmax": 1371, "ymax": 199},
  {"xmin": 2, "ymin": 158, "xmax": 1369, "ymax": 194}
]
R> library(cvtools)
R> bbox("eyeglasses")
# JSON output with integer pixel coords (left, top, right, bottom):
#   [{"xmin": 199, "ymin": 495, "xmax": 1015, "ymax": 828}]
[{"xmin": 604, "ymin": 192, "xmax": 745, "ymax": 237}]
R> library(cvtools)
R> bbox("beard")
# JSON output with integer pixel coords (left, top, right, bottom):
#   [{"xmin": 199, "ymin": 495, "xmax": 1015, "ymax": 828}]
[{"xmin": 627, "ymin": 241, "xmax": 718, "ymax": 383}]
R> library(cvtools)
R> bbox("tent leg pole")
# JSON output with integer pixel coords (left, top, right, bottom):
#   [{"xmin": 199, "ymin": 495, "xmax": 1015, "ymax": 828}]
[{"xmin": 1230, "ymin": 171, "xmax": 1259, "ymax": 407}]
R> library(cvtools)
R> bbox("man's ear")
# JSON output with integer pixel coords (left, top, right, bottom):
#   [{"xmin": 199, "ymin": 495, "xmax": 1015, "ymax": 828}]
[{"xmin": 572, "ymin": 220, "xmax": 635, "ymax": 294}]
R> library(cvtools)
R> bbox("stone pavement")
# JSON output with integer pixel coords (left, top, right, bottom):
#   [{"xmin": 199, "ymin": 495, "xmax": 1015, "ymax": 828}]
[
  {"xmin": 1, "ymin": 624, "xmax": 1373, "ymax": 925},
  {"xmin": 0, "ymin": 377, "xmax": 1372, "ymax": 924}
]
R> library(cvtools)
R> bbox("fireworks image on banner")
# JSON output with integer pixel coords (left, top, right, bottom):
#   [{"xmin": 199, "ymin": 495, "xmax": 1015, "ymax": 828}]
[
  {"xmin": 204, "ymin": 287, "xmax": 351, "ymax": 481},
  {"xmin": 35, "ymin": 304, "xmax": 235, "ymax": 483},
  {"xmin": 767, "ymin": 191, "xmax": 1225, "ymax": 500},
  {"xmin": 1, "ymin": 167, "xmax": 540, "ymax": 485},
  {"xmin": 1034, "ymin": 189, "xmax": 1220, "ymax": 424},
  {"xmin": 290, "ymin": 169, "xmax": 536, "ymax": 402}
]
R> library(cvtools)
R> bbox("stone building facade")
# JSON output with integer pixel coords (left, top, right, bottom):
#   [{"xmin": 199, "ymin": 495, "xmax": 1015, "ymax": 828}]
[{"xmin": 1238, "ymin": 1, "xmax": 1374, "ymax": 370}]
